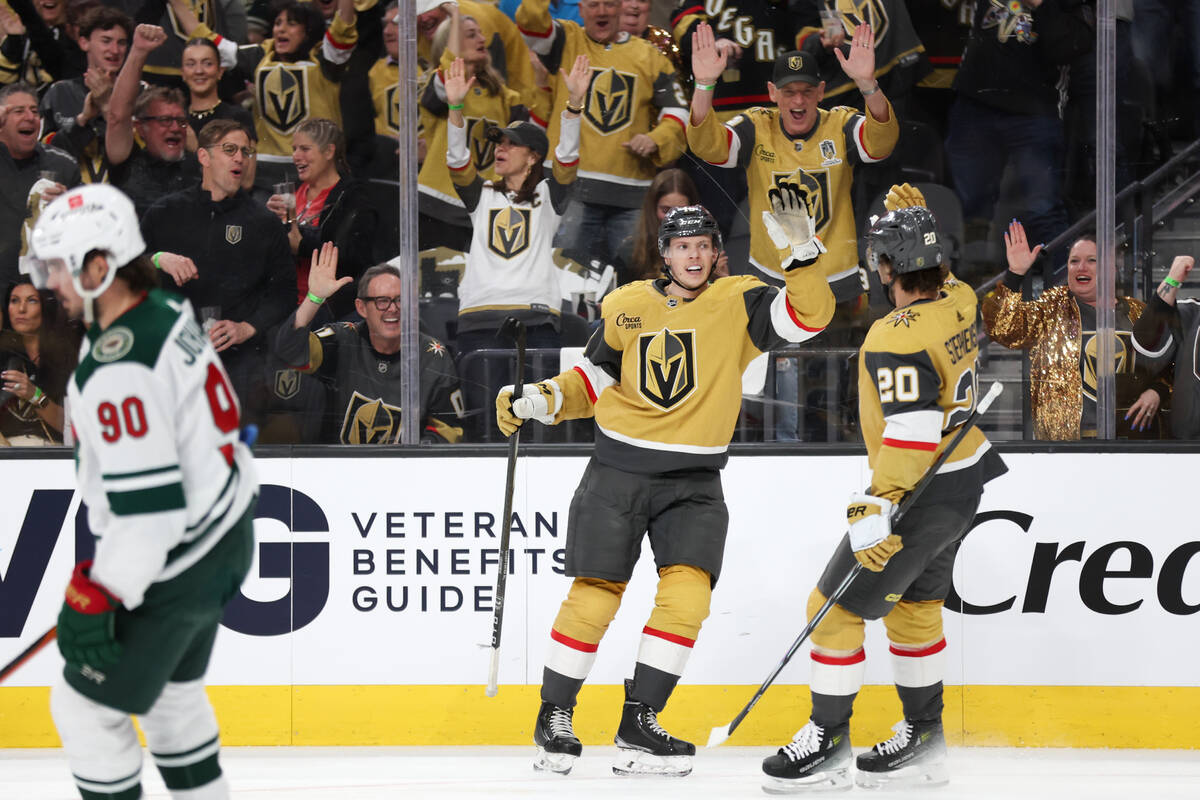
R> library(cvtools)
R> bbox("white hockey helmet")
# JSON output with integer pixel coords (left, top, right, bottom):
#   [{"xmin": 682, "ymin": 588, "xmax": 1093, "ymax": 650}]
[{"xmin": 21, "ymin": 184, "xmax": 145, "ymax": 302}]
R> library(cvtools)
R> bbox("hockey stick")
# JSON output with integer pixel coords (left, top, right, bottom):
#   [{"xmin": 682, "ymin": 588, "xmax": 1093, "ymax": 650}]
[
  {"xmin": 707, "ymin": 381, "xmax": 1004, "ymax": 747},
  {"xmin": 486, "ymin": 317, "xmax": 526, "ymax": 697},
  {"xmin": 0, "ymin": 626, "xmax": 57, "ymax": 685}
]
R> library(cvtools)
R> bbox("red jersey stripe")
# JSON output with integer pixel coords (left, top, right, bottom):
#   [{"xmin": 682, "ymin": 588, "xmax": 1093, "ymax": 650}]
[
  {"xmin": 882, "ymin": 437, "xmax": 938, "ymax": 451},
  {"xmin": 643, "ymin": 626, "xmax": 695, "ymax": 648},
  {"xmin": 551, "ymin": 628, "xmax": 599, "ymax": 653}
]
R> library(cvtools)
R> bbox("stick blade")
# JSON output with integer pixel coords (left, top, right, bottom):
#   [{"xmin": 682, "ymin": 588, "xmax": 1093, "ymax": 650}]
[{"xmin": 707, "ymin": 723, "xmax": 732, "ymax": 748}]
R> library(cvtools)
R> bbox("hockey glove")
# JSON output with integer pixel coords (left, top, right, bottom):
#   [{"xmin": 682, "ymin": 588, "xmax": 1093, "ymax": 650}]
[
  {"xmin": 57, "ymin": 560, "xmax": 123, "ymax": 669},
  {"xmin": 847, "ymin": 493, "xmax": 903, "ymax": 572},
  {"xmin": 495, "ymin": 381, "xmax": 562, "ymax": 437},
  {"xmin": 763, "ymin": 169, "xmax": 826, "ymax": 268},
  {"xmin": 883, "ymin": 182, "xmax": 927, "ymax": 212}
]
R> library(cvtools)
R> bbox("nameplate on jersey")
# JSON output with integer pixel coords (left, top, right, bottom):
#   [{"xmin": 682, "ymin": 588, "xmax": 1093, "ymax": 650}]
[
  {"xmin": 258, "ymin": 63, "xmax": 310, "ymax": 133},
  {"xmin": 637, "ymin": 327, "xmax": 697, "ymax": 411},
  {"xmin": 584, "ymin": 67, "xmax": 636, "ymax": 135},
  {"xmin": 487, "ymin": 206, "xmax": 531, "ymax": 259},
  {"xmin": 341, "ymin": 391, "xmax": 402, "ymax": 444},
  {"xmin": 771, "ymin": 169, "xmax": 831, "ymax": 232}
]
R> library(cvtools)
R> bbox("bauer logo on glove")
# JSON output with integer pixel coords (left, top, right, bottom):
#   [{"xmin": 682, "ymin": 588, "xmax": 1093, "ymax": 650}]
[{"xmin": 846, "ymin": 492, "xmax": 903, "ymax": 572}]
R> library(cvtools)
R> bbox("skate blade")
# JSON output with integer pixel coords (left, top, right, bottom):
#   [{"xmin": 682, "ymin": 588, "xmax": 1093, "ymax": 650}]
[
  {"xmin": 612, "ymin": 748, "xmax": 693, "ymax": 777},
  {"xmin": 854, "ymin": 760, "xmax": 948, "ymax": 790},
  {"xmin": 761, "ymin": 766, "xmax": 851, "ymax": 794},
  {"xmin": 533, "ymin": 748, "xmax": 577, "ymax": 775}
]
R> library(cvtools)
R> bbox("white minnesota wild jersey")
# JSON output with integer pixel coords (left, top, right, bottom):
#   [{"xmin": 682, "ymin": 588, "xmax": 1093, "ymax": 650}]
[{"xmin": 68, "ymin": 289, "xmax": 258, "ymax": 609}]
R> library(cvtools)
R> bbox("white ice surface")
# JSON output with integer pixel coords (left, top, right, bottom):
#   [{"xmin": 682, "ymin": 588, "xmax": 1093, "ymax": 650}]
[{"xmin": 5, "ymin": 746, "xmax": 1200, "ymax": 799}]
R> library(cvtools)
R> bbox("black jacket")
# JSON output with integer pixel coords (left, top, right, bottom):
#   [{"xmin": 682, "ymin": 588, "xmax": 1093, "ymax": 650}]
[
  {"xmin": 0, "ymin": 142, "xmax": 81, "ymax": 289},
  {"xmin": 141, "ymin": 185, "xmax": 297, "ymax": 346},
  {"xmin": 954, "ymin": 0, "xmax": 1094, "ymax": 116},
  {"xmin": 297, "ymin": 177, "xmax": 379, "ymax": 320}
]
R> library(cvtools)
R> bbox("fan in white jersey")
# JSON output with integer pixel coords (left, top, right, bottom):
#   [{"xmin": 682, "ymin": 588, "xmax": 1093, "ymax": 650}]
[{"xmin": 22, "ymin": 183, "xmax": 258, "ymax": 800}]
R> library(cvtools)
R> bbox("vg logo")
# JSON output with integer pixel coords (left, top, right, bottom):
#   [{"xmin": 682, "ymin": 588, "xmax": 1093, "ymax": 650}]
[{"xmin": 0, "ymin": 485, "xmax": 331, "ymax": 640}]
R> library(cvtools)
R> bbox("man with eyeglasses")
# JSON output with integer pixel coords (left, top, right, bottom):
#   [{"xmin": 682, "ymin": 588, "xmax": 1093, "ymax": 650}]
[
  {"xmin": 105, "ymin": 24, "xmax": 201, "ymax": 217},
  {"xmin": 141, "ymin": 118, "xmax": 296, "ymax": 426},
  {"xmin": 274, "ymin": 255, "xmax": 466, "ymax": 444}
]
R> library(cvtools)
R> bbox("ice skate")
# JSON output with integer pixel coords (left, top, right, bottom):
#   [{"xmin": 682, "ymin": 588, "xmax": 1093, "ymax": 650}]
[
  {"xmin": 532, "ymin": 701, "xmax": 582, "ymax": 775},
  {"xmin": 761, "ymin": 720, "xmax": 852, "ymax": 794},
  {"xmin": 612, "ymin": 681, "xmax": 695, "ymax": 777},
  {"xmin": 854, "ymin": 718, "xmax": 948, "ymax": 789}
]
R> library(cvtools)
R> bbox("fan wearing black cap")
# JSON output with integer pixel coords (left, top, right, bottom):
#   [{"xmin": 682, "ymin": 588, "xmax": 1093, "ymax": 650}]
[
  {"xmin": 688, "ymin": 20, "xmax": 898, "ymax": 306},
  {"xmin": 445, "ymin": 54, "xmax": 588, "ymax": 437},
  {"xmin": 491, "ymin": 182, "xmax": 834, "ymax": 777}
]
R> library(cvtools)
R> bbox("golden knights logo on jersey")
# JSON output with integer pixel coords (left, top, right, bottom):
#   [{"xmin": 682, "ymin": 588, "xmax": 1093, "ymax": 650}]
[
  {"xmin": 771, "ymin": 169, "xmax": 831, "ymax": 232},
  {"xmin": 832, "ymin": 0, "xmax": 890, "ymax": 43},
  {"xmin": 585, "ymin": 68, "xmax": 635, "ymax": 135},
  {"xmin": 488, "ymin": 206, "xmax": 531, "ymax": 259},
  {"xmin": 1081, "ymin": 330, "xmax": 1132, "ymax": 401},
  {"xmin": 467, "ymin": 116, "xmax": 500, "ymax": 171},
  {"xmin": 258, "ymin": 64, "xmax": 309, "ymax": 133},
  {"xmin": 385, "ymin": 84, "xmax": 401, "ymax": 133},
  {"xmin": 341, "ymin": 391, "xmax": 403, "ymax": 444},
  {"xmin": 638, "ymin": 328, "xmax": 697, "ymax": 410}
]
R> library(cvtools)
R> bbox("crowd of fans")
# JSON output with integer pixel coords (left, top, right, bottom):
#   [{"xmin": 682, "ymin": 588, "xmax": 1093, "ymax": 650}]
[{"xmin": 0, "ymin": 0, "xmax": 1196, "ymax": 445}]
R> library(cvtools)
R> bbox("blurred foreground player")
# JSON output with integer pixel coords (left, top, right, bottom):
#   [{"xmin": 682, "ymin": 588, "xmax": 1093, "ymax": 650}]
[
  {"xmin": 496, "ymin": 192, "xmax": 836, "ymax": 776},
  {"xmin": 22, "ymin": 184, "xmax": 258, "ymax": 800},
  {"xmin": 761, "ymin": 185, "xmax": 1007, "ymax": 793}
]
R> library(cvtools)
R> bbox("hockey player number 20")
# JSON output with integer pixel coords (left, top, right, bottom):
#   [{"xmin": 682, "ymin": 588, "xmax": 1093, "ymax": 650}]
[{"xmin": 876, "ymin": 365, "xmax": 920, "ymax": 404}]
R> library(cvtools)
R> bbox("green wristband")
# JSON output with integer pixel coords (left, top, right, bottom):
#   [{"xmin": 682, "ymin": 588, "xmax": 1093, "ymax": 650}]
[
  {"xmin": 1164, "ymin": 276, "xmax": 1183, "ymax": 288},
  {"xmin": 152, "ymin": 251, "xmax": 162, "ymax": 270},
  {"xmin": 695, "ymin": 82, "xmax": 716, "ymax": 91},
  {"xmin": 306, "ymin": 291, "xmax": 325, "ymax": 305},
  {"xmin": 448, "ymin": 103, "xmax": 464, "ymax": 110}
]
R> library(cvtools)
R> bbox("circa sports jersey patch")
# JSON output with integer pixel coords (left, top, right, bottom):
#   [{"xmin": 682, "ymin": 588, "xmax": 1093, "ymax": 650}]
[
  {"xmin": 637, "ymin": 328, "xmax": 697, "ymax": 411},
  {"xmin": 91, "ymin": 326, "xmax": 134, "ymax": 363}
]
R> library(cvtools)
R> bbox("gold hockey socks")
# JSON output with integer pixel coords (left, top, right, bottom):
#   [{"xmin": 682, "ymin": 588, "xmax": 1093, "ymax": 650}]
[
  {"xmin": 542, "ymin": 578, "xmax": 627, "ymax": 708},
  {"xmin": 630, "ymin": 565, "xmax": 712, "ymax": 710}
]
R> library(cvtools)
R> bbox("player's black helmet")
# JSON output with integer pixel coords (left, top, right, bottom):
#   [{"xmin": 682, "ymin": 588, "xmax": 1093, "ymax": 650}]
[
  {"xmin": 657, "ymin": 205, "xmax": 723, "ymax": 257},
  {"xmin": 866, "ymin": 206, "xmax": 943, "ymax": 275}
]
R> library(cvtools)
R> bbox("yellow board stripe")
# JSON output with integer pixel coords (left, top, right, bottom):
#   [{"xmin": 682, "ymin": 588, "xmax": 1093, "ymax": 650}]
[{"xmin": 4, "ymin": 685, "xmax": 1199, "ymax": 748}]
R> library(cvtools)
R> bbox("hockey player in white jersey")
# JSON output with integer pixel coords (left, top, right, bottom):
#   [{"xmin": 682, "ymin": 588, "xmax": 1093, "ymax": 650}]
[{"xmin": 22, "ymin": 183, "xmax": 258, "ymax": 800}]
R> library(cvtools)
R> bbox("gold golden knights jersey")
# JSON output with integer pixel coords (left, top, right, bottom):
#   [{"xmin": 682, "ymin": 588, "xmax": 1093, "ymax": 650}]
[
  {"xmin": 517, "ymin": 0, "xmax": 688, "ymax": 208},
  {"xmin": 369, "ymin": 57, "xmax": 399, "ymax": 136},
  {"xmin": 858, "ymin": 275, "xmax": 1006, "ymax": 504},
  {"xmin": 547, "ymin": 266, "xmax": 834, "ymax": 473},
  {"xmin": 419, "ymin": 52, "xmax": 527, "ymax": 228},
  {"xmin": 688, "ymin": 100, "xmax": 898, "ymax": 302},
  {"xmin": 213, "ymin": 14, "xmax": 357, "ymax": 159}
]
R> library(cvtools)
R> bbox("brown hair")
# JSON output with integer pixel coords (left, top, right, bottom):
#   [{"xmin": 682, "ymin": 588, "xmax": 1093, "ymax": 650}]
[
  {"xmin": 296, "ymin": 117, "xmax": 349, "ymax": 178},
  {"xmin": 630, "ymin": 169, "xmax": 699, "ymax": 281},
  {"xmin": 134, "ymin": 86, "xmax": 186, "ymax": 119},
  {"xmin": 894, "ymin": 264, "xmax": 948, "ymax": 296},
  {"xmin": 358, "ymin": 263, "xmax": 402, "ymax": 298},
  {"xmin": 198, "ymin": 118, "xmax": 253, "ymax": 148},
  {"xmin": 77, "ymin": 6, "xmax": 133, "ymax": 40}
]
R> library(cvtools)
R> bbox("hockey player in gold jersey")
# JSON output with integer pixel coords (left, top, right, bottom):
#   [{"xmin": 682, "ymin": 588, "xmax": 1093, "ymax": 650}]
[
  {"xmin": 761, "ymin": 185, "xmax": 1007, "ymax": 793},
  {"xmin": 495, "ymin": 183, "xmax": 834, "ymax": 777},
  {"xmin": 688, "ymin": 21, "xmax": 898, "ymax": 303}
]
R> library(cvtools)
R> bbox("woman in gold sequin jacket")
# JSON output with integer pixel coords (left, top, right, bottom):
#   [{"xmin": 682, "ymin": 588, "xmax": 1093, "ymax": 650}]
[{"xmin": 982, "ymin": 221, "xmax": 1170, "ymax": 440}]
